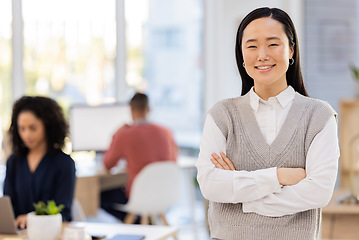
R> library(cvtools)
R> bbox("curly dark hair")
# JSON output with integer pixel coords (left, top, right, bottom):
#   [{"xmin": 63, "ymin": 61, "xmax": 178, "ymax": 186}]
[{"xmin": 9, "ymin": 96, "xmax": 69, "ymax": 156}]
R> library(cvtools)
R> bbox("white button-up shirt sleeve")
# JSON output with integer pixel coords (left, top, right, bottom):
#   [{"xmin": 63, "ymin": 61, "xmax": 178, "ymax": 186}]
[
  {"xmin": 242, "ymin": 116, "xmax": 339, "ymax": 216},
  {"xmin": 196, "ymin": 114, "xmax": 282, "ymax": 203}
]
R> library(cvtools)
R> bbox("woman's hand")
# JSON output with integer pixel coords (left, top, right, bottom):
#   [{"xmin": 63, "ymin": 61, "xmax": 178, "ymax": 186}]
[
  {"xmin": 210, "ymin": 152, "xmax": 235, "ymax": 171},
  {"xmin": 277, "ymin": 168, "xmax": 306, "ymax": 186},
  {"xmin": 15, "ymin": 214, "xmax": 27, "ymax": 229}
]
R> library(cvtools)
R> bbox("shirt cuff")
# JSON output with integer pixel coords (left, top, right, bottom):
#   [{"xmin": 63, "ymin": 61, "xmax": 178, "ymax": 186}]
[
  {"xmin": 254, "ymin": 167, "xmax": 282, "ymax": 193},
  {"xmin": 242, "ymin": 167, "xmax": 282, "ymax": 215},
  {"xmin": 243, "ymin": 199, "xmax": 263, "ymax": 214}
]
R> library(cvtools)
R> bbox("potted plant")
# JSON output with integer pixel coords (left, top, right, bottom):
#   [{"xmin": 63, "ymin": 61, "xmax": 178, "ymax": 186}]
[
  {"xmin": 349, "ymin": 65, "xmax": 359, "ymax": 97},
  {"xmin": 27, "ymin": 200, "xmax": 64, "ymax": 240}
]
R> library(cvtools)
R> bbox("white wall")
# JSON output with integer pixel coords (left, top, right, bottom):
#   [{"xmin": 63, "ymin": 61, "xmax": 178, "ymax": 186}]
[
  {"xmin": 303, "ymin": 0, "xmax": 357, "ymax": 112},
  {"xmin": 203, "ymin": 0, "xmax": 304, "ymax": 112}
]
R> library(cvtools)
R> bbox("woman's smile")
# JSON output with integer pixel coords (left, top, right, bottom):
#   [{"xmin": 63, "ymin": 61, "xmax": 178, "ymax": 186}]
[{"xmin": 255, "ymin": 64, "xmax": 276, "ymax": 71}]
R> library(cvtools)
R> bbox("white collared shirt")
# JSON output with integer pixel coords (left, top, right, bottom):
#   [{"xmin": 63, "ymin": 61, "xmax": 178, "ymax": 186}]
[
  {"xmin": 249, "ymin": 86, "xmax": 296, "ymax": 145},
  {"xmin": 196, "ymin": 86, "xmax": 339, "ymax": 216}
]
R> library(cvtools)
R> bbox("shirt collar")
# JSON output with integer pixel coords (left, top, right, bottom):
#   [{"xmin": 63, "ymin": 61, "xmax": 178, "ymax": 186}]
[
  {"xmin": 249, "ymin": 85, "xmax": 295, "ymax": 112},
  {"xmin": 133, "ymin": 119, "xmax": 149, "ymax": 125}
]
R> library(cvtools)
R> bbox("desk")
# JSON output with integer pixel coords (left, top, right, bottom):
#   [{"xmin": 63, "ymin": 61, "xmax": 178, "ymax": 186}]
[
  {"xmin": 85, "ymin": 222, "xmax": 178, "ymax": 240},
  {"xmin": 0, "ymin": 222, "xmax": 178, "ymax": 240},
  {"xmin": 75, "ymin": 169, "xmax": 127, "ymax": 217},
  {"xmin": 322, "ymin": 189, "xmax": 359, "ymax": 239}
]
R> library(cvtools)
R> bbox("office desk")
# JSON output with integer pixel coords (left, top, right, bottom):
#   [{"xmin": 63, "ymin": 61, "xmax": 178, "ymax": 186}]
[
  {"xmin": 322, "ymin": 189, "xmax": 359, "ymax": 239},
  {"xmin": 0, "ymin": 222, "xmax": 178, "ymax": 240},
  {"xmin": 75, "ymin": 168, "xmax": 127, "ymax": 217},
  {"xmin": 85, "ymin": 222, "xmax": 178, "ymax": 240}
]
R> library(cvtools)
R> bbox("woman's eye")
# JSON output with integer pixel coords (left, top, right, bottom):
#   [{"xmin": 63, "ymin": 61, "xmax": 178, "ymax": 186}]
[
  {"xmin": 247, "ymin": 45, "xmax": 256, "ymax": 49},
  {"xmin": 269, "ymin": 43, "xmax": 279, "ymax": 47}
]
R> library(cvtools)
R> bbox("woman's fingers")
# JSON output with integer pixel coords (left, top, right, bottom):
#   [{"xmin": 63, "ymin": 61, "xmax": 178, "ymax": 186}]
[
  {"xmin": 15, "ymin": 214, "xmax": 27, "ymax": 229},
  {"xmin": 210, "ymin": 158, "xmax": 223, "ymax": 169},
  {"xmin": 211, "ymin": 153, "xmax": 227, "ymax": 169},
  {"xmin": 220, "ymin": 152, "xmax": 235, "ymax": 171},
  {"xmin": 210, "ymin": 152, "xmax": 234, "ymax": 171}
]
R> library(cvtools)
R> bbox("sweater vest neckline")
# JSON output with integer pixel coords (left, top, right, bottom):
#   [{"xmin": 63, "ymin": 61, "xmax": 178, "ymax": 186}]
[{"xmin": 236, "ymin": 92, "xmax": 308, "ymax": 168}]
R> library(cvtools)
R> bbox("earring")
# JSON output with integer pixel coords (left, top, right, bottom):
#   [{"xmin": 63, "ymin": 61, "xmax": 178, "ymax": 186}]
[
  {"xmin": 242, "ymin": 62, "xmax": 245, "ymax": 68},
  {"xmin": 289, "ymin": 58, "xmax": 294, "ymax": 65}
]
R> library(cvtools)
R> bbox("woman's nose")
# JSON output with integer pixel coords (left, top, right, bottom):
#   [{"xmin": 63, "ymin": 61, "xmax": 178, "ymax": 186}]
[
  {"xmin": 20, "ymin": 129, "xmax": 30, "ymax": 139},
  {"xmin": 257, "ymin": 47, "xmax": 269, "ymax": 61}
]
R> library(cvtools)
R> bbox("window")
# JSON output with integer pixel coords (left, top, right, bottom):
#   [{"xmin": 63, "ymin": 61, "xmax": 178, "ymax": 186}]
[
  {"xmin": 3, "ymin": 0, "xmax": 204, "ymax": 158},
  {"xmin": 125, "ymin": 0, "xmax": 204, "ymax": 149},
  {"xmin": 0, "ymin": 0, "xmax": 12, "ymax": 162},
  {"xmin": 22, "ymin": 0, "xmax": 117, "ymax": 109}
]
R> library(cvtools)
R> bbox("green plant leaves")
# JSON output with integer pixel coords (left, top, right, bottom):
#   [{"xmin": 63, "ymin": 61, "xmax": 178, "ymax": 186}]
[
  {"xmin": 33, "ymin": 200, "xmax": 64, "ymax": 215},
  {"xmin": 349, "ymin": 65, "xmax": 359, "ymax": 82}
]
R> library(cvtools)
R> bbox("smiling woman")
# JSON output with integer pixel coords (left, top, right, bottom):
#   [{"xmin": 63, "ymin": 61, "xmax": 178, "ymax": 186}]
[
  {"xmin": 241, "ymin": 17, "xmax": 294, "ymax": 100},
  {"xmin": 196, "ymin": 7, "xmax": 339, "ymax": 240}
]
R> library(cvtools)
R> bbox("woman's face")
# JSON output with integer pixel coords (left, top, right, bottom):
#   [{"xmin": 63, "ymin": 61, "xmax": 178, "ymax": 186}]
[
  {"xmin": 17, "ymin": 111, "xmax": 46, "ymax": 151},
  {"xmin": 241, "ymin": 17, "xmax": 294, "ymax": 93}
]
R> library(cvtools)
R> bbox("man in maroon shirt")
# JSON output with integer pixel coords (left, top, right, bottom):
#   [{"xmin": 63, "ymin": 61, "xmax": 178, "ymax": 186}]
[{"xmin": 101, "ymin": 93, "xmax": 178, "ymax": 222}]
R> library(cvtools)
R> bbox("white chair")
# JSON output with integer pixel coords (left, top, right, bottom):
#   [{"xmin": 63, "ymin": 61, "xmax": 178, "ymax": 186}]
[
  {"xmin": 114, "ymin": 161, "xmax": 181, "ymax": 228},
  {"xmin": 71, "ymin": 198, "xmax": 86, "ymax": 222}
]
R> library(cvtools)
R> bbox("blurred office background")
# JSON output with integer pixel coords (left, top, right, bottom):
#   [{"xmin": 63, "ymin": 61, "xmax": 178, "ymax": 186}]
[{"xmin": 1, "ymin": 0, "xmax": 359, "ymax": 239}]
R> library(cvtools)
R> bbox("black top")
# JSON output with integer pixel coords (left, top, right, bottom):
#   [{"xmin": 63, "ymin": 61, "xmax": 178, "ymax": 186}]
[{"xmin": 3, "ymin": 150, "xmax": 76, "ymax": 221}]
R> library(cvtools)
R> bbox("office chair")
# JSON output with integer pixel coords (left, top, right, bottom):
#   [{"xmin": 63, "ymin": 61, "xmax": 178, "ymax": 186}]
[
  {"xmin": 71, "ymin": 198, "xmax": 86, "ymax": 222},
  {"xmin": 114, "ymin": 161, "xmax": 181, "ymax": 229}
]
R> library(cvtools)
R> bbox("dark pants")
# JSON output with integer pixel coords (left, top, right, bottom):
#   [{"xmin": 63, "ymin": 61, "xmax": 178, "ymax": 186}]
[{"xmin": 100, "ymin": 186, "xmax": 140, "ymax": 223}]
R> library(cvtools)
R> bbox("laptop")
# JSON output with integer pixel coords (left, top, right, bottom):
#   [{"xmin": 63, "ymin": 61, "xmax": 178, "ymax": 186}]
[{"xmin": 0, "ymin": 196, "xmax": 25, "ymax": 234}]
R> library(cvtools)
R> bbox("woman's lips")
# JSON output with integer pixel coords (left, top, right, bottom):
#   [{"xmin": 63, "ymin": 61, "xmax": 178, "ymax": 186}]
[{"xmin": 255, "ymin": 64, "xmax": 275, "ymax": 71}]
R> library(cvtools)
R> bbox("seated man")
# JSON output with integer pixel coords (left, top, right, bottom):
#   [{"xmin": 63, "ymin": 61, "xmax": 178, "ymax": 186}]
[{"xmin": 101, "ymin": 93, "xmax": 178, "ymax": 222}]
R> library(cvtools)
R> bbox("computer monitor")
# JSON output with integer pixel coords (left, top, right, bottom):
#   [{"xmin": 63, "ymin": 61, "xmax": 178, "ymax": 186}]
[{"xmin": 69, "ymin": 103, "xmax": 132, "ymax": 152}]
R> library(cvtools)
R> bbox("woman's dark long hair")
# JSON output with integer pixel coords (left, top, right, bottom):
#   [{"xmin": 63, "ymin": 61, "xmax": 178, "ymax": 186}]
[
  {"xmin": 235, "ymin": 7, "xmax": 308, "ymax": 97},
  {"xmin": 9, "ymin": 96, "xmax": 68, "ymax": 156}
]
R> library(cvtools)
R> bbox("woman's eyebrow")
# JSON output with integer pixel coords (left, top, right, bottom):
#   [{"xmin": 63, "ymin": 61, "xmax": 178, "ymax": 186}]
[
  {"xmin": 245, "ymin": 39, "xmax": 257, "ymax": 44},
  {"xmin": 245, "ymin": 36, "xmax": 281, "ymax": 44},
  {"xmin": 266, "ymin": 36, "xmax": 281, "ymax": 41}
]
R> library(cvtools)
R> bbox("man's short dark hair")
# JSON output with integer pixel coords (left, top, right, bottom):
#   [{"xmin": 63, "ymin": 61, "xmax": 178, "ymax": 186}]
[{"xmin": 129, "ymin": 93, "xmax": 149, "ymax": 112}]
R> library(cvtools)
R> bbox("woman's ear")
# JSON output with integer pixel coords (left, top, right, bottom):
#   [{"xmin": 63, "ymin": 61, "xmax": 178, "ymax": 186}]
[{"xmin": 289, "ymin": 46, "xmax": 294, "ymax": 59}]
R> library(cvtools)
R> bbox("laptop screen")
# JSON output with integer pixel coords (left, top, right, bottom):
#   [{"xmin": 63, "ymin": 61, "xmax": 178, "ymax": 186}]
[{"xmin": 0, "ymin": 196, "xmax": 22, "ymax": 234}]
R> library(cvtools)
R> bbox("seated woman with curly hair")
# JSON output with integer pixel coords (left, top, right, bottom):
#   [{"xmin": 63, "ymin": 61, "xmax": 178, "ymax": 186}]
[{"xmin": 3, "ymin": 96, "xmax": 76, "ymax": 229}]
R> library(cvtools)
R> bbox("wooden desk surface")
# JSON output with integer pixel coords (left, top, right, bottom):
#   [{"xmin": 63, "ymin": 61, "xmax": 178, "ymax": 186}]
[
  {"xmin": 322, "ymin": 189, "xmax": 359, "ymax": 239},
  {"xmin": 323, "ymin": 189, "xmax": 359, "ymax": 214},
  {"xmin": 75, "ymin": 168, "xmax": 128, "ymax": 217},
  {"xmin": 0, "ymin": 222, "xmax": 178, "ymax": 240}
]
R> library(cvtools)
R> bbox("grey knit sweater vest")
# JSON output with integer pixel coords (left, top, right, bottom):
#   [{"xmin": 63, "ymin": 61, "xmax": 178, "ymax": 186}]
[{"xmin": 208, "ymin": 92, "xmax": 336, "ymax": 240}]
